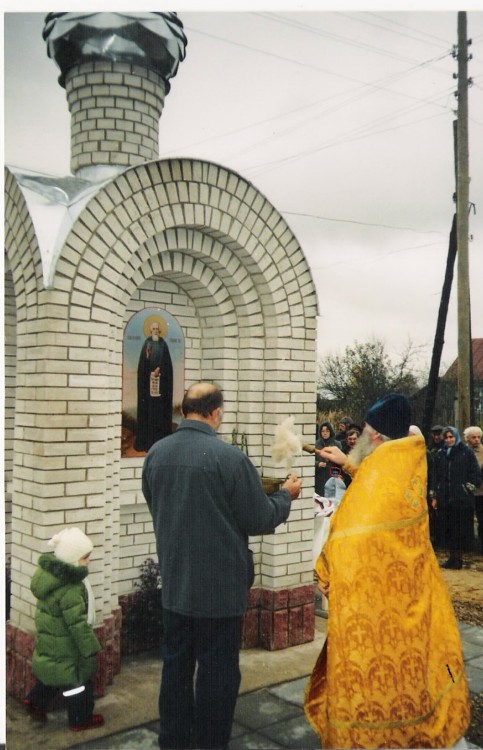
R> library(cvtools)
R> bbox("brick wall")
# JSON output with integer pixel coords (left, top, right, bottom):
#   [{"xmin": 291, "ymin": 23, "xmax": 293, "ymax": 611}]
[
  {"xmin": 6, "ymin": 609, "xmax": 122, "ymax": 701},
  {"xmin": 66, "ymin": 61, "xmax": 166, "ymax": 176},
  {"xmin": 4, "ymin": 269, "xmax": 16, "ymax": 560}
]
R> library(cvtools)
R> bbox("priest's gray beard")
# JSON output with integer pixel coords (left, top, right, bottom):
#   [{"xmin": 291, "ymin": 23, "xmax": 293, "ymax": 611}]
[{"xmin": 347, "ymin": 427, "xmax": 377, "ymax": 468}]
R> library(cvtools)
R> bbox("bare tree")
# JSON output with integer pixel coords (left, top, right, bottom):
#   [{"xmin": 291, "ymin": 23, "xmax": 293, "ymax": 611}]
[{"xmin": 317, "ymin": 339, "xmax": 421, "ymax": 424}]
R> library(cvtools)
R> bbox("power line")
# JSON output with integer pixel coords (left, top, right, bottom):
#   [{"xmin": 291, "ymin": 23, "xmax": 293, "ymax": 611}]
[
  {"xmin": 308, "ymin": 240, "xmax": 445, "ymax": 273},
  {"xmin": 281, "ymin": 211, "xmax": 447, "ymax": 235},
  {"xmin": 365, "ymin": 12, "xmax": 451, "ymax": 46},
  {"xmin": 236, "ymin": 101, "xmax": 452, "ymax": 170},
  {"xmin": 255, "ymin": 12, "xmax": 452, "ymax": 73},
  {"xmin": 222, "ymin": 74, "xmax": 454, "ymax": 166},
  {"xmin": 166, "ymin": 23, "xmax": 453, "ymax": 159},
  {"xmin": 245, "ymin": 107, "xmax": 449, "ymax": 179},
  {"xmin": 184, "ymin": 22, "xmax": 452, "ymax": 91},
  {"xmin": 169, "ymin": 16, "xmax": 480, "ymax": 198}
]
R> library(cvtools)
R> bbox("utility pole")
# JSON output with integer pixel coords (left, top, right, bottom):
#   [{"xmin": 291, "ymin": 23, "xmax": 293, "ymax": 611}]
[
  {"xmin": 455, "ymin": 11, "xmax": 472, "ymax": 432},
  {"xmin": 422, "ymin": 216, "xmax": 456, "ymax": 437}
]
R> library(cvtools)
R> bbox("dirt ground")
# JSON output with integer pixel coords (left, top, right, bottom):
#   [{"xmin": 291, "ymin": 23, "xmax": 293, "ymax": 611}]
[{"xmin": 436, "ymin": 550, "xmax": 483, "ymax": 625}]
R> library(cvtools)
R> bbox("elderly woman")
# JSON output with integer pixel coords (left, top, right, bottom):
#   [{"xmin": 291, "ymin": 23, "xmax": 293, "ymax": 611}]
[
  {"xmin": 464, "ymin": 426, "xmax": 483, "ymax": 553},
  {"xmin": 314, "ymin": 421, "xmax": 342, "ymax": 496},
  {"xmin": 431, "ymin": 425, "xmax": 481, "ymax": 569}
]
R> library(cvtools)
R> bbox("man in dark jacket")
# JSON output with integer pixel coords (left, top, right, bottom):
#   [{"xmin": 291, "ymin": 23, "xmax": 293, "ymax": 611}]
[{"xmin": 142, "ymin": 382, "xmax": 301, "ymax": 750}]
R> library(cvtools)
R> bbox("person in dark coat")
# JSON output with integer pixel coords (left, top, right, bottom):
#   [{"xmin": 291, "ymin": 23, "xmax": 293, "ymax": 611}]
[
  {"xmin": 23, "ymin": 528, "xmax": 103, "ymax": 731},
  {"xmin": 340, "ymin": 427, "xmax": 360, "ymax": 487},
  {"xmin": 142, "ymin": 382, "xmax": 302, "ymax": 750},
  {"xmin": 430, "ymin": 426, "xmax": 482, "ymax": 569},
  {"xmin": 464, "ymin": 426, "xmax": 483, "ymax": 552},
  {"xmin": 341, "ymin": 427, "xmax": 360, "ymax": 455},
  {"xmin": 314, "ymin": 421, "xmax": 342, "ymax": 496},
  {"xmin": 134, "ymin": 320, "xmax": 173, "ymax": 452},
  {"xmin": 335, "ymin": 416, "xmax": 352, "ymax": 443}
]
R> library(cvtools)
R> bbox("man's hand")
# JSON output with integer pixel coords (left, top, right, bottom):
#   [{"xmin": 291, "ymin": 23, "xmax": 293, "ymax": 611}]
[
  {"xmin": 282, "ymin": 473, "xmax": 302, "ymax": 500},
  {"xmin": 318, "ymin": 582, "xmax": 329, "ymax": 597},
  {"xmin": 318, "ymin": 446, "xmax": 346, "ymax": 466}
]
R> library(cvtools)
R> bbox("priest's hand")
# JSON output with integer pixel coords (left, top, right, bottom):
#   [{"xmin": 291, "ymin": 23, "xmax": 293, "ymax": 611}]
[{"xmin": 318, "ymin": 446, "xmax": 346, "ymax": 466}]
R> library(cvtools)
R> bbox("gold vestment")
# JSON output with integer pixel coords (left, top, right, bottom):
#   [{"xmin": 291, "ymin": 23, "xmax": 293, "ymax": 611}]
[{"xmin": 305, "ymin": 435, "xmax": 470, "ymax": 748}]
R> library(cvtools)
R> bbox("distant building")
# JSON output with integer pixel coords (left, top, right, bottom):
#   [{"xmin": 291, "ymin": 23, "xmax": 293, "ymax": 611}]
[{"xmin": 412, "ymin": 339, "xmax": 483, "ymax": 429}]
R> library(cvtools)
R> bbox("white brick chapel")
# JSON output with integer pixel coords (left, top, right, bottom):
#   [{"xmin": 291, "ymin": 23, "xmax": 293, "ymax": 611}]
[{"xmin": 5, "ymin": 12, "xmax": 319, "ymax": 697}]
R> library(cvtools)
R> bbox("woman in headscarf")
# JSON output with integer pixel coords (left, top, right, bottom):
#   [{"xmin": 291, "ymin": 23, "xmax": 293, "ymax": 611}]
[
  {"xmin": 314, "ymin": 421, "xmax": 342, "ymax": 496},
  {"xmin": 431, "ymin": 425, "xmax": 481, "ymax": 569}
]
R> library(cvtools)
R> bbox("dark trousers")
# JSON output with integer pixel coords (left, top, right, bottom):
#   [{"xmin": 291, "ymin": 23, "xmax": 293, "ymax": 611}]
[
  {"xmin": 436, "ymin": 503, "xmax": 475, "ymax": 555},
  {"xmin": 159, "ymin": 609, "xmax": 241, "ymax": 750},
  {"xmin": 28, "ymin": 678, "xmax": 94, "ymax": 727},
  {"xmin": 475, "ymin": 497, "xmax": 483, "ymax": 552}
]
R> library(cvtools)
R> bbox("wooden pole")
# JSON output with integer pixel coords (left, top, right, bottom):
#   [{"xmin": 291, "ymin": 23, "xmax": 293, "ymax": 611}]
[
  {"xmin": 456, "ymin": 11, "xmax": 471, "ymax": 432},
  {"xmin": 422, "ymin": 216, "xmax": 457, "ymax": 438}
]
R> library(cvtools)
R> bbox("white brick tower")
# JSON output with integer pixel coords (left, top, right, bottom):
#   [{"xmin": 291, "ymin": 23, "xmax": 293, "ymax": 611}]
[{"xmin": 43, "ymin": 12, "xmax": 187, "ymax": 177}]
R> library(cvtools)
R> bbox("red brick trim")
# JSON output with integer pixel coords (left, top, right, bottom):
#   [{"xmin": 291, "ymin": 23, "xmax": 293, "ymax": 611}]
[
  {"xmin": 241, "ymin": 584, "xmax": 315, "ymax": 651},
  {"xmin": 6, "ymin": 608, "xmax": 122, "ymax": 701}
]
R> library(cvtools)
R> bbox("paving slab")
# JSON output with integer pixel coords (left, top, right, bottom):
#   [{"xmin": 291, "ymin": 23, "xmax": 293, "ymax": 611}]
[
  {"xmin": 269, "ymin": 676, "xmax": 307, "ymax": 707},
  {"xmin": 256, "ymin": 712, "xmax": 318, "ymax": 749},
  {"xmin": 70, "ymin": 726, "xmax": 159, "ymax": 750},
  {"xmin": 233, "ymin": 690, "xmax": 301, "ymax": 731}
]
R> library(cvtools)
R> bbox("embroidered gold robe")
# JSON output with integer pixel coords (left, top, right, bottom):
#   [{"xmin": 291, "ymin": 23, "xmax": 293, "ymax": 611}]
[{"xmin": 305, "ymin": 435, "xmax": 470, "ymax": 749}]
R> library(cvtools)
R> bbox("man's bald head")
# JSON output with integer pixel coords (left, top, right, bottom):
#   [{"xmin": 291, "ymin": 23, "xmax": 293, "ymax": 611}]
[{"xmin": 182, "ymin": 382, "xmax": 223, "ymax": 418}]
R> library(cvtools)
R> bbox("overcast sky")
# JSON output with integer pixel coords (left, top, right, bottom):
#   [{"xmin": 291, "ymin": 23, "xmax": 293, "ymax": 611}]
[{"xmin": 3, "ymin": 6, "xmax": 483, "ymax": 376}]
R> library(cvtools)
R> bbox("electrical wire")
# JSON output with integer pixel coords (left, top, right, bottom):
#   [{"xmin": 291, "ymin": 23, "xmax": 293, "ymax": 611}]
[
  {"xmin": 166, "ymin": 22, "xmax": 454, "ymax": 160},
  {"xmin": 231, "ymin": 79, "xmax": 455, "ymax": 165},
  {"xmin": 255, "ymin": 12, "xmax": 452, "ymax": 73},
  {"xmin": 173, "ymin": 16, "xmax": 478, "ymax": 193},
  {"xmin": 281, "ymin": 211, "xmax": 447, "ymax": 235},
  {"xmin": 307, "ymin": 240, "xmax": 445, "ymax": 273},
  {"xmin": 244, "ymin": 107, "xmax": 450, "ymax": 180},
  {"xmin": 363, "ymin": 12, "xmax": 452, "ymax": 46}
]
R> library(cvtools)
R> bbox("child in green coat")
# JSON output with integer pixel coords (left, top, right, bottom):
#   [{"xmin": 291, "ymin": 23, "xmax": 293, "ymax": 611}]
[{"xmin": 23, "ymin": 527, "xmax": 104, "ymax": 731}]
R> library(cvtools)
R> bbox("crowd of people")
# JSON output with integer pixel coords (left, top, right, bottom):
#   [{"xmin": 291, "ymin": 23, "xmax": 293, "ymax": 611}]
[{"xmin": 313, "ymin": 415, "xmax": 483, "ymax": 569}]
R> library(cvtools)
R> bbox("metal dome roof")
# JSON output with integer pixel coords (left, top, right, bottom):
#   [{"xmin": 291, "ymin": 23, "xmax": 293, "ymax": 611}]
[{"xmin": 43, "ymin": 12, "xmax": 187, "ymax": 88}]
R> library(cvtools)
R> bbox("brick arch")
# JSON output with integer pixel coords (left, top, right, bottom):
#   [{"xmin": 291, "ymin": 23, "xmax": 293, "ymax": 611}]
[
  {"xmin": 4, "ymin": 167, "xmax": 43, "ymax": 323},
  {"xmin": 58, "ymin": 159, "xmax": 317, "ymax": 336},
  {"xmin": 153, "ymin": 228, "xmax": 265, "ymax": 328},
  {"xmin": 125, "ymin": 245, "xmax": 265, "ymax": 422},
  {"xmin": 136, "ymin": 248, "xmax": 238, "ymax": 320},
  {"xmin": 123, "ymin": 230, "xmax": 263, "ymax": 335}
]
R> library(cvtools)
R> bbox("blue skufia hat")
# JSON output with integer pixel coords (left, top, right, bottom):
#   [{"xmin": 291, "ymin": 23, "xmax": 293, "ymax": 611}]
[{"xmin": 364, "ymin": 393, "xmax": 411, "ymax": 440}]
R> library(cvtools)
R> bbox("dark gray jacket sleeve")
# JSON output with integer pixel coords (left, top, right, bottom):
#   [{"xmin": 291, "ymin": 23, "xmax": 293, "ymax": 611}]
[
  {"xmin": 230, "ymin": 454, "xmax": 292, "ymax": 536},
  {"xmin": 141, "ymin": 460, "xmax": 152, "ymax": 511}
]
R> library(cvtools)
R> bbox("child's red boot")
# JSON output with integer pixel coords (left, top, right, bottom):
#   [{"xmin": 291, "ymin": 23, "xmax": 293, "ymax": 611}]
[
  {"xmin": 69, "ymin": 713, "xmax": 105, "ymax": 732},
  {"xmin": 22, "ymin": 698, "xmax": 47, "ymax": 723}
]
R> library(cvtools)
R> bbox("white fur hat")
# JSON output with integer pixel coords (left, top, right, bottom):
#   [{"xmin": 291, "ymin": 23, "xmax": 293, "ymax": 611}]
[
  {"xmin": 48, "ymin": 527, "xmax": 93, "ymax": 565},
  {"xmin": 409, "ymin": 425, "xmax": 423, "ymax": 436}
]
